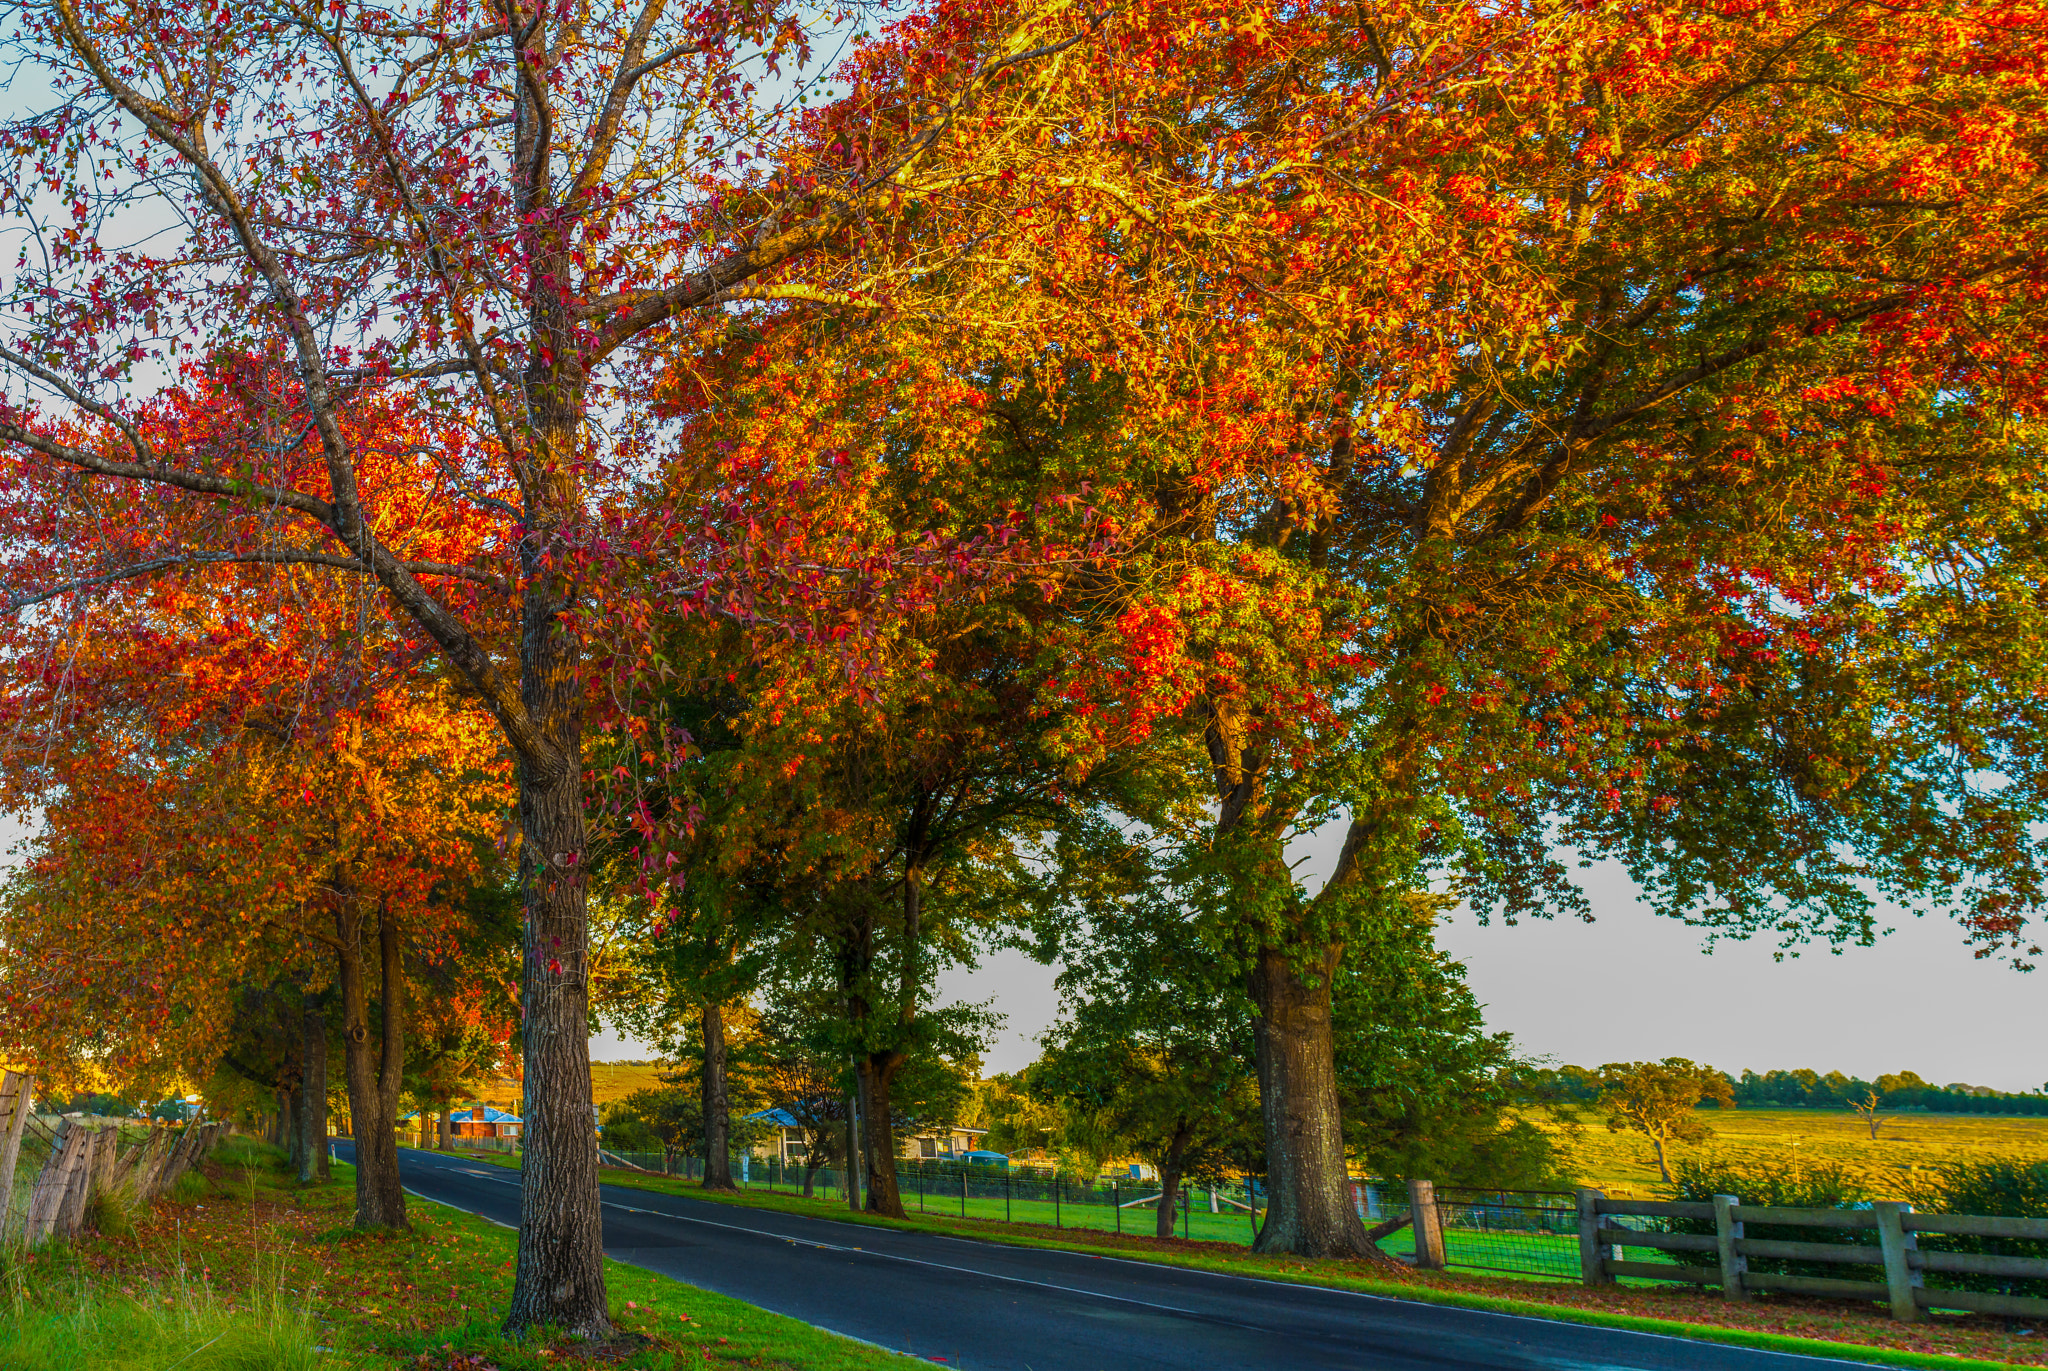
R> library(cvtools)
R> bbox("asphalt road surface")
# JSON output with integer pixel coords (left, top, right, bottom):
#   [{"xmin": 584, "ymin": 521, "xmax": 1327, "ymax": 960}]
[{"xmin": 338, "ymin": 1142, "xmax": 1884, "ymax": 1371}]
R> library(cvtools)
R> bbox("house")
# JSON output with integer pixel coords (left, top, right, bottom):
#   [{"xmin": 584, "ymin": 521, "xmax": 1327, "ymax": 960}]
[
  {"xmin": 438, "ymin": 1104, "xmax": 522, "ymax": 1140},
  {"xmin": 742, "ymin": 1108, "xmax": 813, "ymax": 1165},
  {"xmin": 899, "ymin": 1125, "xmax": 987, "ymax": 1161}
]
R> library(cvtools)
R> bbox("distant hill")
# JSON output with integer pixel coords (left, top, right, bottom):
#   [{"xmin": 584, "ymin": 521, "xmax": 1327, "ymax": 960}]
[{"xmin": 468, "ymin": 1060, "xmax": 669, "ymax": 1115}]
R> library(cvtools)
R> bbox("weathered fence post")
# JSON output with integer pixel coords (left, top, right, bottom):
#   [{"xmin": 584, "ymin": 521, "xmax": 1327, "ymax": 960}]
[
  {"xmin": 54, "ymin": 1128, "xmax": 101, "ymax": 1237},
  {"xmin": 1577, "ymin": 1188, "xmax": 1612, "ymax": 1285},
  {"xmin": 1874, "ymin": 1201, "xmax": 1922, "ymax": 1323},
  {"xmin": 1712, "ymin": 1193, "xmax": 1748, "ymax": 1301},
  {"xmin": 26, "ymin": 1121, "xmax": 92, "ymax": 1244},
  {"xmin": 1408, "ymin": 1179, "xmax": 1446, "ymax": 1270},
  {"xmin": 88, "ymin": 1127, "xmax": 118, "ymax": 1222},
  {"xmin": 0, "ymin": 1070, "xmax": 32, "ymax": 1242}
]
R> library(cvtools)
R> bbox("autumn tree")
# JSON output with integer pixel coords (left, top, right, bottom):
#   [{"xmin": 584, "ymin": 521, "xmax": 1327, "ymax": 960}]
[
  {"xmin": 1598, "ymin": 1059, "xmax": 1735, "ymax": 1184},
  {"xmin": 0, "ymin": 0, "xmax": 1103, "ymax": 1330},
  {"xmin": 0, "ymin": 668, "xmax": 510, "ymax": 1224},
  {"xmin": 815, "ymin": 0, "xmax": 2048, "ymax": 1257},
  {"xmin": 0, "ymin": 379, "xmax": 512, "ymax": 1225},
  {"xmin": 602, "ymin": 324, "xmax": 1153, "ymax": 1219}
]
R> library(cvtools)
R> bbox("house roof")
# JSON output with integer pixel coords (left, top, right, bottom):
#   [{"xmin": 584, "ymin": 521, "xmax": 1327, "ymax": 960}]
[
  {"xmin": 400, "ymin": 1104, "xmax": 522, "ymax": 1124},
  {"xmin": 743, "ymin": 1108, "xmax": 804, "ymax": 1128}
]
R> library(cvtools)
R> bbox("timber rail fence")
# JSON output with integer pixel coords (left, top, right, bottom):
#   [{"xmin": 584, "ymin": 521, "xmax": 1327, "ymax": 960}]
[
  {"xmin": 0, "ymin": 1069, "xmax": 225, "ymax": 1247},
  {"xmin": 1576, "ymin": 1190, "xmax": 2048, "ymax": 1323}
]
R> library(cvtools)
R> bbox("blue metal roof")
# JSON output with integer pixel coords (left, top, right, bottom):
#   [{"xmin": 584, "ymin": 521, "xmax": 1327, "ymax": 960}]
[{"xmin": 742, "ymin": 1107, "xmax": 803, "ymax": 1127}]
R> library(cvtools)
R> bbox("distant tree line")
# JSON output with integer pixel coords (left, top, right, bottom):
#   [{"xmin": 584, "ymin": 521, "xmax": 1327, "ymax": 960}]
[{"xmin": 1520, "ymin": 1065, "xmax": 2048, "ymax": 1116}]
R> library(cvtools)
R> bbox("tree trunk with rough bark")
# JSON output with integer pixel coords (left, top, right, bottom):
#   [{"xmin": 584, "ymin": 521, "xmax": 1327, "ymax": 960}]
[
  {"xmin": 502, "ymin": 465, "xmax": 607, "ymax": 1333},
  {"xmin": 844, "ymin": 1092, "xmax": 863, "ymax": 1211},
  {"xmin": 700, "ymin": 1000, "xmax": 736, "ymax": 1190},
  {"xmin": 1248, "ymin": 943, "xmax": 1371, "ymax": 1257},
  {"xmin": 1155, "ymin": 1128, "xmax": 1192, "ymax": 1240},
  {"xmin": 857, "ymin": 1053, "xmax": 905, "ymax": 1218},
  {"xmin": 337, "ymin": 896, "xmax": 407, "ymax": 1229},
  {"xmin": 298, "ymin": 1000, "xmax": 329, "ymax": 1184}
]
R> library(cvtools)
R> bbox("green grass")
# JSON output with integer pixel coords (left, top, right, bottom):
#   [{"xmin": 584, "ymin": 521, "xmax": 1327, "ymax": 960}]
[
  {"xmin": 0, "ymin": 1226, "xmax": 368, "ymax": 1371},
  {"xmin": 8, "ymin": 1135, "xmax": 918, "ymax": 1370}
]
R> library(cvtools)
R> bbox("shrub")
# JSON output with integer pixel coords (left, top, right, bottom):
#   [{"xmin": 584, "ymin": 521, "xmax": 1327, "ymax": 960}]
[
  {"xmin": 1667, "ymin": 1156, "xmax": 1879, "ymax": 1281},
  {"xmin": 1911, "ymin": 1157, "xmax": 2048, "ymax": 1298},
  {"xmin": 209, "ymin": 1136, "xmax": 288, "ymax": 1173}
]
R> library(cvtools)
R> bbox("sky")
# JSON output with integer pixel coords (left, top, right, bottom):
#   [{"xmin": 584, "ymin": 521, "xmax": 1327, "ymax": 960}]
[{"xmin": 589, "ymin": 817, "xmax": 2047, "ymax": 1092}]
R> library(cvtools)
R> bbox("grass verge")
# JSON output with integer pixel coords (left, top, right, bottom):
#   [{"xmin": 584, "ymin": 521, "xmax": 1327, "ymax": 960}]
[
  {"xmin": 444, "ymin": 1148, "xmax": 2047, "ymax": 1370},
  {"xmin": 7, "ymin": 1137, "xmax": 914, "ymax": 1370}
]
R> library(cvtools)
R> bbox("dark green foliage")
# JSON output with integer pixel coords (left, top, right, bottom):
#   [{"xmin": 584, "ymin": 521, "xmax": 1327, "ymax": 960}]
[
  {"xmin": 1035, "ymin": 895, "xmax": 1264, "ymax": 1206},
  {"xmin": 1667, "ymin": 1157, "xmax": 1876, "ymax": 1281},
  {"xmin": 1333, "ymin": 902, "xmax": 1566, "ymax": 1190},
  {"xmin": 1510, "ymin": 1064, "xmax": 1605, "ymax": 1105},
  {"xmin": 1733, "ymin": 1068, "xmax": 2048, "ymax": 1115},
  {"xmin": 1911, "ymin": 1158, "xmax": 2048, "ymax": 1297},
  {"xmin": 603, "ymin": 1086, "xmax": 703, "ymax": 1169}
]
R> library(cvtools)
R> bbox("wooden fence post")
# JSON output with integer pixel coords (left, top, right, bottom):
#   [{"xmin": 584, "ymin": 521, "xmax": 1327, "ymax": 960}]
[
  {"xmin": 130, "ymin": 1126, "xmax": 168, "ymax": 1202},
  {"xmin": 1874, "ymin": 1201, "xmax": 1922, "ymax": 1323},
  {"xmin": 26, "ymin": 1121, "xmax": 91, "ymax": 1244},
  {"xmin": 55, "ymin": 1128, "xmax": 98, "ymax": 1238},
  {"xmin": 1577, "ymin": 1189, "xmax": 1612, "ymax": 1285},
  {"xmin": 1408, "ymin": 1179, "xmax": 1446, "ymax": 1270},
  {"xmin": 1713, "ymin": 1193, "xmax": 1748, "ymax": 1301},
  {"xmin": 88, "ymin": 1127, "xmax": 119, "ymax": 1220},
  {"xmin": 0, "ymin": 1070, "xmax": 32, "ymax": 1242}
]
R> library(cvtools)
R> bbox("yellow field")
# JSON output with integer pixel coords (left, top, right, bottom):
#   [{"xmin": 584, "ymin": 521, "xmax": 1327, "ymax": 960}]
[
  {"xmin": 469, "ymin": 1060, "xmax": 670, "ymax": 1115},
  {"xmin": 589, "ymin": 1059, "xmax": 669, "ymax": 1108},
  {"xmin": 1531, "ymin": 1106, "xmax": 2048, "ymax": 1199}
]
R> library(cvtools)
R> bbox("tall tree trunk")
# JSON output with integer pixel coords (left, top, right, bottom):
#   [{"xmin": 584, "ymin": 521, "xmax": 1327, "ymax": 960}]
[
  {"xmin": 1155, "ymin": 1129, "xmax": 1191, "ymax": 1240},
  {"xmin": 1248, "ymin": 943, "xmax": 1370, "ymax": 1257},
  {"xmin": 299, "ymin": 1000, "xmax": 329, "ymax": 1184},
  {"xmin": 1204, "ymin": 699, "xmax": 1373, "ymax": 1258},
  {"xmin": 857, "ymin": 1053, "xmax": 905, "ymax": 1218},
  {"xmin": 271, "ymin": 1095, "xmax": 292, "ymax": 1150},
  {"xmin": 502, "ymin": 509, "xmax": 607, "ymax": 1333},
  {"xmin": 844, "ymin": 1090, "xmax": 863, "ymax": 1211},
  {"xmin": 337, "ymin": 895, "xmax": 407, "ymax": 1229},
  {"xmin": 437, "ymin": 1105, "xmax": 451, "ymax": 1152},
  {"xmin": 1653, "ymin": 1136, "xmax": 1671, "ymax": 1183},
  {"xmin": 700, "ymin": 1001, "xmax": 736, "ymax": 1190}
]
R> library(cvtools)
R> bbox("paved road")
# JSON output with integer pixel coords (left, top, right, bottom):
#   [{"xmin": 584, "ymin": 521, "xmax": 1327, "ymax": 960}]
[{"xmin": 343, "ymin": 1143, "xmax": 1882, "ymax": 1371}]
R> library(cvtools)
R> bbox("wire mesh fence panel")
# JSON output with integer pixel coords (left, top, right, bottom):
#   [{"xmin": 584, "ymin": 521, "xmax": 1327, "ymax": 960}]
[{"xmin": 1429, "ymin": 1188, "xmax": 1584, "ymax": 1279}]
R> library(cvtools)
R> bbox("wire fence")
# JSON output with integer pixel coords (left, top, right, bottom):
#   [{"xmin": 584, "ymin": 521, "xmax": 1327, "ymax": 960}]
[
  {"xmin": 578, "ymin": 1150, "xmax": 1272, "ymax": 1243},
  {"xmin": 1360, "ymin": 1185, "xmax": 1684, "ymax": 1279},
  {"xmin": 434, "ymin": 1142, "xmax": 1665, "ymax": 1280}
]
